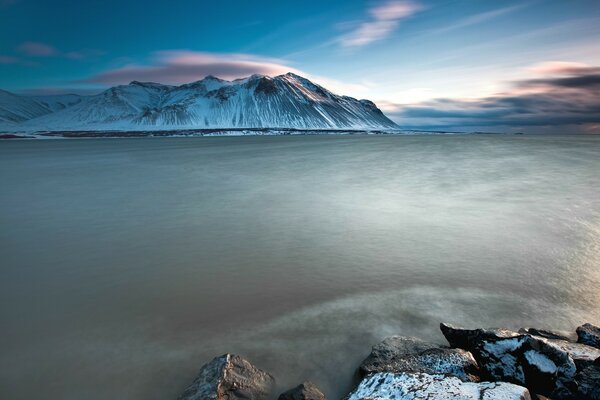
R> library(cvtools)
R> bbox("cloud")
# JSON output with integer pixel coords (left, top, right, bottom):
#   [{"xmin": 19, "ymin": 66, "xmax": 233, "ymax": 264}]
[
  {"xmin": 387, "ymin": 63, "xmax": 600, "ymax": 133},
  {"xmin": 339, "ymin": 0, "xmax": 423, "ymax": 47},
  {"xmin": 17, "ymin": 42, "xmax": 57, "ymax": 57},
  {"xmin": 0, "ymin": 55, "xmax": 20, "ymax": 64},
  {"xmin": 80, "ymin": 50, "xmax": 369, "ymax": 97},
  {"xmin": 84, "ymin": 51, "xmax": 301, "ymax": 85}
]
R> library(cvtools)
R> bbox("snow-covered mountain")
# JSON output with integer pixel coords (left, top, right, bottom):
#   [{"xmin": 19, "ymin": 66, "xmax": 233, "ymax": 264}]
[{"xmin": 0, "ymin": 73, "xmax": 398, "ymax": 131}]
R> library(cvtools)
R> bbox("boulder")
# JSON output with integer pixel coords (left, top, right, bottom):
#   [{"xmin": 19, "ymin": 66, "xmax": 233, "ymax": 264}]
[
  {"xmin": 177, "ymin": 354, "xmax": 275, "ymax": 400},
  {"xmin": 440, "ymin": 323, "xmax": 520, "ymax": 351},
  {"xmin": 346, "ymin": 372, "xmax": 531, "ymax": 400},
  {"xmin": 577, "ymin": 323, "xmax": 600, "ymax": 349},
  {"xmin": 440, "ymin": 323, "xmax": 600, "ymax": 398},
  {"xmin": 574, "ymin": 361, "xmax": 600, "ymax": 400},
  {"xmin": 358, "ymin": 336, "xmax": 479, "ymax": 382},
  {"xmin": 278, "ymin": 381, "xmax": 326, "ymax": 400},
  {"xmin": 519, "ymin": 327, "xmax": 575, "ymax": 342}
]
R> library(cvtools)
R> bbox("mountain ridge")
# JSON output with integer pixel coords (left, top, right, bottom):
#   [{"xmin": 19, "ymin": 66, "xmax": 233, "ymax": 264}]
[{"xmin": 0, "ymin": 73, "xmax": 398, "ymax": 132}]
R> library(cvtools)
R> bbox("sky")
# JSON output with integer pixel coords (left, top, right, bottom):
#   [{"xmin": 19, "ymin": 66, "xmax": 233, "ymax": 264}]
[{"xmin": 1, "ymin": 0, "xmax": 599, "ymax": 133}]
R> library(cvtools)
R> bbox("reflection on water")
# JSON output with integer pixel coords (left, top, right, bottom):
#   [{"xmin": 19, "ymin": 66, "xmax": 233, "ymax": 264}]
[{"xmin": 0, "ymin": 135, "xmax": 599, "ymax": 399}]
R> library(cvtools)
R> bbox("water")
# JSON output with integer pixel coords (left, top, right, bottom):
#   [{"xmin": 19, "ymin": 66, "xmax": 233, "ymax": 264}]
[{"xmin": 1, "ymin": 135, "xmax": 599, "ymax": 400}]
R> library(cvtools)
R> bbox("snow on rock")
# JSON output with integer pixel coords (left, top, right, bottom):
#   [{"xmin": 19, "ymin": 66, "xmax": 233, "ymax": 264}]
[
  {"xmin": 358, "ymin": 336, "xmax": 480, "ymax": 382},
  {"xmin": 2, "ymin": 73, "xmax": 398, "ymax": 131},
  {"xmin": 346, "ymin": 372, "xmax": 531, "ymax": 400},
  {"xmin": 177, "ymin": 353, "xmax": 275, "ymax": 400},
  {"xmin": 577, "ymin": 323, "xmax": 600, "ymax": 350}
]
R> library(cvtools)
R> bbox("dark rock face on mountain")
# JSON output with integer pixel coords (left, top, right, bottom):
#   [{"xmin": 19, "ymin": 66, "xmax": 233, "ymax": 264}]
[
  {"xmin": 439, "ymin": 323, "xmax": 600, "ymax": 399},
  {"xmin": 358, "ymin": 336, "xmax": 479, "ymax": 382},
  {"xmin": 577, "ymin": 323, "xmax": 600, "ymax": 349},
  {"xmin": 278, "ymin": 381, "xmax": 326, "ymax": 400},
  {"xmin": 0, "ymin": 73, "xmax": 399, "ymax": 131},
  {"xmin": 177, "ymin": 354, "xmax": 275, "ymax": 400}
]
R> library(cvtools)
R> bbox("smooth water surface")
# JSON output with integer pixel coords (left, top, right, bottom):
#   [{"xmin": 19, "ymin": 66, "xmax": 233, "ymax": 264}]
[{"xmin": 1, "ymin": 135, "xmax": 599, "ymax": 399}]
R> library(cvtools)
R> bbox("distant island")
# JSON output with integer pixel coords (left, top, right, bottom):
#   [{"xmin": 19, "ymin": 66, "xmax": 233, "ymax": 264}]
[{"xmin": 0, "ymin": 73, "xmax": 399, "ymax": 133}]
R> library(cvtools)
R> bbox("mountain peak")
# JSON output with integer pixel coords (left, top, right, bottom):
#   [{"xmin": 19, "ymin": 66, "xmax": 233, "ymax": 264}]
[{"xmin": 129, "ymin": 81, "xmax": 166, "ymax": 89}]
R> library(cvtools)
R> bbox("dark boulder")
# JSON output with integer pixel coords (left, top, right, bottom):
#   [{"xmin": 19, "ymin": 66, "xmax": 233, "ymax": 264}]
[
  {"xmin": 177, "ymin": 353, "xmax": 275, "ymax": 400},
  {"xmin": 574, "ymin": 360, "xmax": 600, "ymax": 400},
  {"xmin": 577, "ymin": 323, "xmax": 600, "ymax": 349},
  {"xmin": 519, "ymin": 327, "xmax": 575, "ymax": 342},
  {"xmin": 278, "ymin": 381, "xmax": 325, "ymax": 400},
  {"xmin": 358, "ymin": 336, "xmax": 479, "ymax": 382},
  {"xmin": 440, "ymin": 322, "xmax": 520, "ymax": 351}
]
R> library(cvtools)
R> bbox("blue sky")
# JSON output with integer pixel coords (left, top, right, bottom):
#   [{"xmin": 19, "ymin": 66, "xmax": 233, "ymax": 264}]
[{"xmin": 1, "ymin": 0, "xmax": 599, "ymax": 132}]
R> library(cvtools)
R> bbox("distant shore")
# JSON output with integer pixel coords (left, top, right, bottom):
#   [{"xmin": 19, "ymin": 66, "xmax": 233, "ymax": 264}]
[{"xmin": 0, "ymin": 127, "xmax": 508, "ymax": 139}]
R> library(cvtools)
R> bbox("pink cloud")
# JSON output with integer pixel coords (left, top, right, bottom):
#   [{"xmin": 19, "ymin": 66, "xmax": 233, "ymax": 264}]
[
  {"xmin": 340, "ymin": 0, "xmax": 423, "ymax": 47},
  {"xmin": 84, "ymin": 51, "xmax": 303, "ymax": 85},
  {"xmin": 17, "ymin": 42, "xmax": 57, "ymax": 57},
  {"xmin": 528, "ymin": 61, "xmax": 595, "ymax": 76}
]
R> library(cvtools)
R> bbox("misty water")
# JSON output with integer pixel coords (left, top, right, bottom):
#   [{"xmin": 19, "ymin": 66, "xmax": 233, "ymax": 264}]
[{"xmin": 1, "ymin": 135, "xmax": 599, "ymax": 400}]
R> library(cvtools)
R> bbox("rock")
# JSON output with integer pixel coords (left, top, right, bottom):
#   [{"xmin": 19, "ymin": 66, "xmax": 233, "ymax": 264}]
[
  {"xmin": 577, "ymin": 323, "xmax": 600, "ymax": 349},
  {"xmin": 519, "ymin": 327, "xmax": 575, "ymax": 342},
  {"xmin": 440, "ymin": 323, "xmax": 520, "ymax": 351},
  {"xmin": 574, "ymin": 362, "xmax": 600, "ymax": 400},
  {"xmin": 177, "ymin": 353, "xmax": 275, "ymax": 400},
  {"xmin": 358, "ymin": 336, "xmax": 479, "ymax": 382},
  {"xmin": 346, "ymin": 372, "xmax": 531, "ymax": 400},
  {"xmin": 440, "ymin": 323, "xmax": 600, "ymax": 398},
  {"xmin": 278, "ymin": 381, "xmax": 326, "ymax": 400}
]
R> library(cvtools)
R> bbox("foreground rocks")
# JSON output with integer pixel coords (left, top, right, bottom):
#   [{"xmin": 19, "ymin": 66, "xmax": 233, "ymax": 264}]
[
  {"xmin": 177, "ymin": 353, "xmax": 275, "ymax": 400},
  {"xmin": 358, "ymin": 336, "xmax": 479, "ymax": 382},
  {"xmin": 347, "ymin": 372, "xmax": 531, "ymax": 400},
  {"xmin": 440, "ymin": 323, "xmax": 600, "ymax": 399},
  {"xmin": 176, "ymin": 322, "xmax": 599, "ymax": 400},
  {"xmin": 278, "ymin": 381, "xmax": 326, "ymax": 400}
]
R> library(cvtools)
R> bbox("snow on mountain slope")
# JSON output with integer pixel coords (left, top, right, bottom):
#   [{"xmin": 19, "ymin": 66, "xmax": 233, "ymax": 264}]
[
  {"xmin": 8, "ymin": 73, "xmax": 398, "ymax": 131},
  {"xmin": 0, "ymin": 89, "xmax": 52, "ymax": 124},
  {"xmin": 31, "ymin": 94, "xmax": 84, "ymax": 112}
]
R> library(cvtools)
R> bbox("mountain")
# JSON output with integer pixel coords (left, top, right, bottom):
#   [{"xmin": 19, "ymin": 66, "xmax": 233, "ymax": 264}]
[
  {"xmin": 0, "ymin": 89, "xmax": 52, "ymax": 124},
  {"xmin": 1, "ymin": 73, "xmax": 398, "ymax": 131}
]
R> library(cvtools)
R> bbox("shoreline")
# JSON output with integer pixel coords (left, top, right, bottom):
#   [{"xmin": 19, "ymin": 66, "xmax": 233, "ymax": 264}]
[
  {"xmin": 177, "ymin": 322, "xmax": 600, "ymax": 400},
  {"xmin": 0, "ymin": 128, "xmax": 505, "ymax": 139}
]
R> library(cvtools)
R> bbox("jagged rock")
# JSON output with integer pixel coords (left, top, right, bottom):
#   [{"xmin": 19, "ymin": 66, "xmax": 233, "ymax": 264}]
[
  {"xmin": 440, "ymin": 323, "xmax": 600, "ymax": 398},
  {"xmin": 574, "ymin": 361, "xmax": 600, "ymax": 400},
  {"xmin": 519, "ymin": 327, "xmax": 575, "ymax": 342},
  {"xmin": 440, "ymin": 323, "xmax": 520, "ymax": 350},
  {"xmin": 577, "ymin": 323, "xmax": 600, "ymax": 349},
  {"xmin": 177, "ymin": 354, "xmax": 275, "ymax": 400},
  {"xmin": 358, "ymin": 336, "xmax": 479, "ymax": 382},
  {"xmin": 278, "ymin": 381, "xmax": 325, "ymax": 400},
  {"xmin": 346, "ymin": 372, "xmax": 531, "ymax": 400}
]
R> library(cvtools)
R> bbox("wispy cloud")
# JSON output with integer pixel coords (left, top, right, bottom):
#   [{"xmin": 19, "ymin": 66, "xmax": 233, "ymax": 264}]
[
  {"xmin": 84, "ymin": 51, "xmax": 302, "ymax": 85},
  {"xmin": 80, "ymin": 50, "xmax": 368, "ymax": 96},
  {"xmin": 427, "ymin": 3, "xmax": 531, "ymax": 36},
  {"xmin": 339, "ymin": 0, "xmax": 423, "ymax": 47},
  {"xmin": 386, "ymin": 62, "xmax": 600, "ymax": 133},
  {"xmin": 17, "ymin": 42, "xmax": 57, "ymax": 57}
]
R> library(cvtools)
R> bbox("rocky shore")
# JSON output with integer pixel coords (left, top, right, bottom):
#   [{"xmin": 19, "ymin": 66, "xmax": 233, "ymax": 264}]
[{"xmin": 176, "ymin": 322, "xmax": 600, "ymax": 400}]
